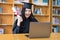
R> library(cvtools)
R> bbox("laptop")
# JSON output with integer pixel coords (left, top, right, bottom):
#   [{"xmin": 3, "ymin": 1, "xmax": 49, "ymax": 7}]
[{"xmin": 28, "ymin": 22, "xmax": 51, "ymax": 38}]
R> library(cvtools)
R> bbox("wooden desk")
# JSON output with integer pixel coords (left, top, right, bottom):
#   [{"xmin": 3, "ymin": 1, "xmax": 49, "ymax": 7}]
[{"xmin": 0, "ymin": 33, "xmax": 60, "ymax": 40}]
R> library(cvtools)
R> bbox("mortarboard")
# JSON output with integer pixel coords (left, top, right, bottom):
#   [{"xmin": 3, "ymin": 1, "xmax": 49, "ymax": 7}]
[{"xmin": 22, "ymin": 2, "xmax": 33, "ymax": 9}]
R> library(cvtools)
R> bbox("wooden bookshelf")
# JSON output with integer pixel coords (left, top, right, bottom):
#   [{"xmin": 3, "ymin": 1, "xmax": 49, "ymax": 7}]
[
  {"xmin": 32, "ymin": 0, "xmax": 52, "ymax": 22},
  {"xmin": 0, "ymin": 0, "xmax": 14, "ymax": 34},
  {"xmin": 52, "ymin": 0, "xmax": 60, "ymax": 33}
]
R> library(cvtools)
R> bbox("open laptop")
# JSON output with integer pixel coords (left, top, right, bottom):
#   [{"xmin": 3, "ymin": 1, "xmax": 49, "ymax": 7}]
[{"xmin": 27, "ymin": 22, "xmax": 51, "ymax": 38}]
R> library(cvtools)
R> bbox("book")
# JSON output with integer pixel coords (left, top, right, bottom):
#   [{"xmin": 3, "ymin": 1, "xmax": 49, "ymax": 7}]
[
  {"xmin": 52, "ymin": 17, "xmax": 55, "ymax": 24},
  {"xmin": 33, "ymin": 0, "xmax": 48, "ymax": 5},
  {"xmin": 40, "ymin": 2, "xmax": 48, "ymax": 6},
  {"xmin": 0, "ymin": 0, "xmax": 5, "ymax": 2},
  {"xmin": 39, "ymin": 8, "xmax": 43, "ymax": 15},
  {"xmin": 54, "ymin": 26, "xmax": 58, "ymax": 33},
  {"xmin": 37, "ymin": 8, "xmax": 40, "ymax": 14},
  {"xmin": 52, "ymin": 17, "xmax": 59, "ymax": 24},
  {"xmin": 0, "ymin": 7, "xmax": 2, "ymax": 13},
  {"xmin": 52, "ymin": 26, "xmax": 58, "ymax": 33},
  {"xmin": 43, "ymin": 0, "xmax": 48, "ymax": 3},
  {"xmin": 57, "ymin": 0, "xmax": 60, "ymax": 6},
  {"xmin": 53, "ymin": 8, "xmax": 59, "ymax": 15},
  {"xmin": 34, "ymin": 8, "xmax": 37, "ymax": 14},
  {"xmin": 14, "ymin": 0, "xmax": 24, "ymax": 4},
  {"xmin": 33, "ymin": 8, "xmax": 40, "ymax": 14},
  {"xmin": 53, "ymin": 0, "xmax": 60, "ymax": 6},
  {"xmin": 56, "ymin": 26, "xmax": 59, "ymax": 33},
  {"xmin": 33, "ymin": 7, "xmax": 43, "ymax": 15},
  {"xmin": 39, "ymin": 0, "xmax": 48, "ymax": 6},
  {"xmin": 33, "ymin": 0, "xmax": 39, "ymax": 5},
  {"xmin": 23, "ymin": 0, "xmax": 29, "ymax": 3},
  {"xmin": 0, "ymin": 28, "xmax": 4, "ymax": 34},
  {"xmin": 34, "ymin": 7, "xmax": 43, "ymax": 15},
  {"xmin": 55, "ymin": 17, "xmax": 59, "ymax": 24},
  {"xmin": 53, "ymin": 0, "xmax": 57, "ymax": 5},
  {"xmin": 2, "ymin": 0, "xmax": 5, "ymax": 2},
  {"xmin": 53, "ymin": 8, "xmax": 56, "ymax": 14},
  {"xmin": 55, "ymin": 9, "xmax": 58, "ymax": 15},
  {"xmin": 58, "ymin": 10, "xmax": 60, "ymax": 14},
  {"xmin": 52, "ymin": 26, "xmax": 54, "ymax": 32}
]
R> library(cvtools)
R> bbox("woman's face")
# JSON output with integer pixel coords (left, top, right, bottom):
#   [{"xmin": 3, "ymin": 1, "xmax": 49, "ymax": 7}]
[{"xmin": 25, "ymin": 8, "xmax": 31, "ymax": 18}]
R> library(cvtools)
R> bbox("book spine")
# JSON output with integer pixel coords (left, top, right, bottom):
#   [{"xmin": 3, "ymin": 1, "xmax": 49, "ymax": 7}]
[{"xmin": 0, "ymin": 7, "xmax": 2, "ymax": 13}]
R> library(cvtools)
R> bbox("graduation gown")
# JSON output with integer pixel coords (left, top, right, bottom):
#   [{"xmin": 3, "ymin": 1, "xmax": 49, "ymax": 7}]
[{"xmin": 13, "ymin": 17, "xmax": 38, "ymax": 34}]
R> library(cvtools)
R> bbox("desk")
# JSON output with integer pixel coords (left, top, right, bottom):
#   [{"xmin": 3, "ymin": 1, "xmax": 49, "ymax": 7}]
[{"xmin": 0, "ymin": 33, "xmax": 60, "ymax": 40}]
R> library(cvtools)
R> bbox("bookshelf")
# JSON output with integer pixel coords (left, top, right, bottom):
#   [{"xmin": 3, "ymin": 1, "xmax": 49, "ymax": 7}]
[
  {"xmin": 52, "ymin": 0, "xmax": 60, "ymax": 33},
  {"xmin": 31, "ymin": 0, "xmax": 51, "ymax": 22},
  {"xmin": 0, "ymin": 0, "xmax": 14, "ymax": 34}
]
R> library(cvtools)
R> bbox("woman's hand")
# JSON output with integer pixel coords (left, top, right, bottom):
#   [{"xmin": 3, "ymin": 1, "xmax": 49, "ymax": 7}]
[{"xmin": 17, "ymin": 15, "xmax": 23, "ymax": 26}]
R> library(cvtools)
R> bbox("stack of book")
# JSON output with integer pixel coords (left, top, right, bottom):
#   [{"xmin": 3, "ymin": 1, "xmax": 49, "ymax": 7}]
[
  {"xmin": 0, "ymin": 7, "xmax": 2, "ymax": 13},
  {"xmin": 14, "ymin": 0, "xmax": 29, "ymax": 4},
  {"xmin": 33, "ymin": 7, "xmax": 43, "ymax": 15},
  {"xmin": 0, "ymin": 0, "xmax": 5, "ymax": 2},
  {"xmin": 33, "ymin": 0, "xmax": 48, "ymax": 6},
  {"xmin": 52, "ymin": 26, "xmax": 58, "ymax": 33},
  {"xmin": 53, "ymin": 8, "xmax": 60, "ymax": 15},
  {"xmin": 14, "ymin": 0, "xmax": 24, "ymax": 4},
  {"xmin": 53, "ymin": 0, "xmax": 60, "ymax": 6},
  {"xmin": 23, "ymin": 0, "xmax": 29, "ymax": 3},
  {"xmin": 52, "ymin": 17, "xmax": 59, "ymax": 24},
  {"xmin": 53, "ymin": 0, "xmax": 57, "ymax": 5}
]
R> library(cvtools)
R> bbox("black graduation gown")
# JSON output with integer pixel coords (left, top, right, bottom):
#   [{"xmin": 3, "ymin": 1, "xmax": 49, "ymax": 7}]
[{"xmin": 13, "ymin": 17, "xmax": 38, "ymax": 34}]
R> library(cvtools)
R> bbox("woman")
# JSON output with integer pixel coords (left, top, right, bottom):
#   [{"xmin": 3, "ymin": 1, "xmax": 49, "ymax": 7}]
[{"xmin": 13, "ymin": 2, "xmax": 38, "ymax": 34}]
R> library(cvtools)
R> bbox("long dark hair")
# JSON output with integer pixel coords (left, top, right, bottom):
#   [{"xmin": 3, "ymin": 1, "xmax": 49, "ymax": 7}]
[{"xmin": 21, "ymin": 7, "xmax": 35, "ymax": 21}]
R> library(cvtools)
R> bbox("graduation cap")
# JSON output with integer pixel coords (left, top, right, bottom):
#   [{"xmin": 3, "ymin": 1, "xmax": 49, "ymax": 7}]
[{"xmin": 22, "ymin": 2, "xmax": 33, "ymax": 9}]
